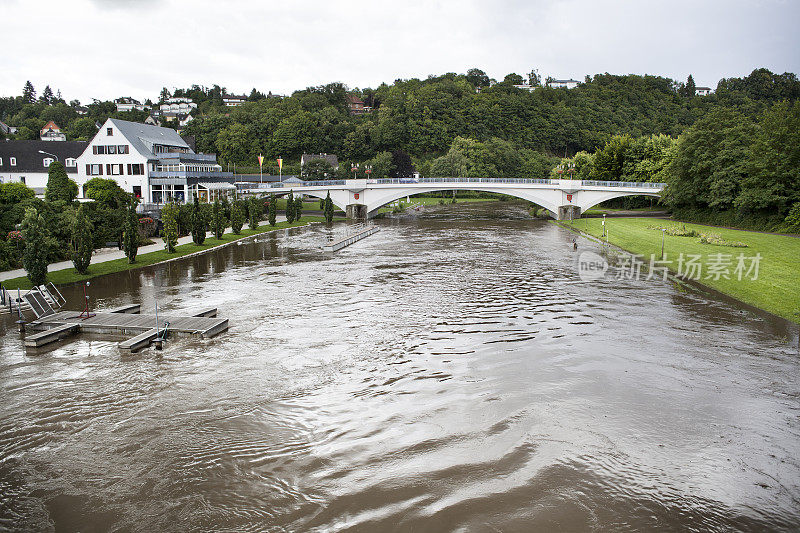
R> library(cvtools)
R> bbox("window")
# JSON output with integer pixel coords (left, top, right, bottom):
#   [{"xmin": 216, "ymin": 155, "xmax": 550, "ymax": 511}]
[
  {"xmin": 107, "ymin": 145, "xmax": 117, "ymax": 155},
  {"xmin": 10, "ymin": 157, "xmax": 16, "ymax": 166},
  {"xmin": 87, "ymin": 164, "xmax": 103, "ymax": 176},
  {"xmin": 20, "ymin": 176, "xmax": 25, "ymax": 184},
  {"xmin": 118, "ymin": 145, "xmax": 129, "ymax": 154},
  {"xmin": 127, "ymin": 163, "xmax": 144, "ymax": 175},
  {"xmin": 106, "ymin": 163, "xmax": 124, "ymax": 176},
  {"xmin": 43, "ymin": 158, "xmax": 54, "ymax": 167},
  {"xmin": 132, "ymin": 185, "xmax": 141, "ymax": 198},
  {"xmin": 107, "ymin": 127, "xmax": 113, "ymax": 136},
  {"xmin": 0, "ymin": 157, "xmax": 3, "ymax": 165},
  {"xmin": 65, "ymin": 158, "xmax": 77, "ymax": 167}
]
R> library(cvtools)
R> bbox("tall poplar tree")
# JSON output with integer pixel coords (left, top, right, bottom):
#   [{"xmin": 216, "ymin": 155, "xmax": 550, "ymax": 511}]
[
  {"xmin": 191, "ymin": 194, "xmax": 206, "ymax": 245},
  {"xmin": 123, "ymin": 198, "xmax": 139, "ymax": 263},
  {"xmin": 70, "ymin": 204, "xmax": 93, "ymax": 274},
  {"xmin": 21, "ymin": 208, "xmax": 50, "ymax": 286}
]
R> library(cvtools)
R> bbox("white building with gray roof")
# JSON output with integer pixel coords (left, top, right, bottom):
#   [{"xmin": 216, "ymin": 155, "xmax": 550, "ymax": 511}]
[{"xmin": 76, "ymin": 118, "xmax": 232, "ymax": 205}]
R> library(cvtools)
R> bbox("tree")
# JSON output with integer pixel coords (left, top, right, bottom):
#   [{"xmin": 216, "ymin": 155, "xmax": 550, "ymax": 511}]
[
  {"xmin": 21, "ymin": 207, "xmax": 50, "ymax": 286},
  {"xmin": 684, "ymin": 74, "xmax": 696, "ymax": 97},
  {"xmin": 191, "ymin": 194, "xmax": 206, "ymax": 244},
  {"xmin": 268, "ymin": 195, "xmax": 277, "ymax": 226},
  {"xmin": 248, "ymin": 196, "xmax": 260, "ymax": 230},
  {"xmin": 212, "ymin": 199, "xmax": 226, "ymax": 239},
  {"xmin": 503, "ymin": 73, "xmax": 525, "ymax": 85},
  {"xmin": 123, "ymin": 198, "xmax": 139, "ymax": 263},
  {"xmin": 294, "ymin": 195, "xmax": 303, "ymax": 220},
  {"xmin": 70, "ymin": 203, "xmax": 93, "ymax": 274},
  {"xmin": 528, "ymin": 69, "xmax": 542, "ymax": 87},
  {"xmin": 44, "ymin": 162, "xmax": 78, "ymax": 203},
  {"xmin": 22, "ymin": 81, "xmax": 36, "ymax": 103},
  {"xmin": 390, "ymin": 150, "xmax": 415, "ymax": 178},
  {"xmin": 324, "ymin": 191, "xmax": 334, "ymax": 224},
  {"xmin": 230, "ymin": 199, "xmax": 245, "ymax": 234},
  {"xmin": 159, "ymin": 87, "xmax": 171, "ymax": 103},
  {"xmin": 41, "ymin": 85, "xmax": 54, "ymax": 105},
  {"xmin": 466, "ymin": 68, "xmax": 490, "ymax": 88},
  {"xmin": 83, "ymin": 177, "xmax": 126, "ymax": 209},
  {"xmin": 285, "ymin": 190, "xmax": 295, "ymax": 223},
  {"xmin": 161, "ymin": 201, "xmax": 179, "ymax": 252}
]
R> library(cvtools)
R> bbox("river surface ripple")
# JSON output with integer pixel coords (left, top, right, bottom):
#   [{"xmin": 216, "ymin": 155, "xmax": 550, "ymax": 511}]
[{"xmin": 1, "ymin": 202, "xmax": 798, "ymax": 532}]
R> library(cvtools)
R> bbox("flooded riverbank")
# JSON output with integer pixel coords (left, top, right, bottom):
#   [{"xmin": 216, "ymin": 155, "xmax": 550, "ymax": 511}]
[{"xmin": 1, "ymin": 202, "xmax": 798, "ymax": 531}]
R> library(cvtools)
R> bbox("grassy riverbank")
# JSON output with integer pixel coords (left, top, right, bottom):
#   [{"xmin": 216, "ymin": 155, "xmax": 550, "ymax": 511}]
[
  {"xmin": 2, "ymin": 217, "xmax": 332, "ymax": 291},
  {"xmin": 376, "ymin": 195, "xmax": 500, "ymax": 213},
  {"xmin": 560, "ymin": 217, "xmax": 800, "ymax": 323}
]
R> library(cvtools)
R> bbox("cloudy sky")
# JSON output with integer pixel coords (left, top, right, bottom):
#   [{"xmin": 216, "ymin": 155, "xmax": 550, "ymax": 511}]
[{"xmin": 2, "ymin": 0, "xmax": 798, "ymax": 103}]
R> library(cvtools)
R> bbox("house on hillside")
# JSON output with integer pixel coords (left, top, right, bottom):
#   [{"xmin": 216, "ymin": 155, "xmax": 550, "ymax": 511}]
[
  {"xmin": 547, "ymin": 79, "xmax": 580, "ymax": 89},
  {"xmin": 301, "ymin": 153, "xmax": 339, "ymax": 170},
  {"xmin": 159, "ymin": 97, "xmax": 197, "ymax": 113},
  {"xmin": 40, "ymin": 121, "xmax": 66, "ymax": 141},
  {"xmin": 0, "ymin": 121, "xmax": 18, "ymax": 135},
  {"xmin": 695, "ymin": 86, "xmax": 713, "ymax": 96},
  {"xmin": 114, "ymin": 97, "xmax": 146, "ymax": 112},
  {"xmin": 222, "ymin": 94, "xmax": 247, "ymax": 107},
  {"xmin": 347, "ymin": 95, "xmax": 370, "ymax": 115},
  {"xmin": 0, "ymin": 140, "xmax": 87, "ymax": 194},
  {"xmin": 76, "ymin": 118, "xmax": 233, "ymax": 204}
]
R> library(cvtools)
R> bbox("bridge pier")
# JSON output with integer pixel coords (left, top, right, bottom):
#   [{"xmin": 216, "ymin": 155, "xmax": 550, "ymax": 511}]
[
  {"xmin": 557, "ymin": 205, "xmax": 581, "ymax": 220},
  {"xmin": 346, "ymin": 204, "xmax": 368, "ymax": 220}
]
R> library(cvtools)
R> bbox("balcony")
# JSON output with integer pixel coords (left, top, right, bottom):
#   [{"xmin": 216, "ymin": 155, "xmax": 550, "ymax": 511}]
[
  {"xmin": 150, "ymin": 170, "xmax": 234, "ymax": 179},
  {"xmin": 153, "ymin": 152, "xmax": 218, "ymax": 162}
]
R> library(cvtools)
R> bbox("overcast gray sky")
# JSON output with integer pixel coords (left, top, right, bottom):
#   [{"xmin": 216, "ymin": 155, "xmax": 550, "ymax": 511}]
[{"xmin": 2, "ymin": 0, "xmax": 798, "ymax": 103}]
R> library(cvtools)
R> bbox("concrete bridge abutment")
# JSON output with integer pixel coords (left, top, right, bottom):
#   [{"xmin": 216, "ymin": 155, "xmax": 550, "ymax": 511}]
[
  {"xmin": 557, "ymin": 205, "xmax": 581, "ymax": 220},
  {"xmin": 346, "ymin": 204, "xmax": 368, "ymax": 219}
]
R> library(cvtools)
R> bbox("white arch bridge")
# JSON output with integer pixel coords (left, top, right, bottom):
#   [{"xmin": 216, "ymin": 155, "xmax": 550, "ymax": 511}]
[{"xmin": 237, "ymin": 178, "xmax": 665, "ymax": 219}]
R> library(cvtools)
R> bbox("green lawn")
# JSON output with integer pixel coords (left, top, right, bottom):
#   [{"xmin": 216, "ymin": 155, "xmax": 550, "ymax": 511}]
[
  {"xmin": 377, "ymin": 195, "xmax": 499, "ymax": 213},
  {"xmin": 2, "ymin": 217, "xmax": 337, "ymax": 291},
  {"xmin": 562, "ymin": 217, "xmax": 800, "ymax": 323}
]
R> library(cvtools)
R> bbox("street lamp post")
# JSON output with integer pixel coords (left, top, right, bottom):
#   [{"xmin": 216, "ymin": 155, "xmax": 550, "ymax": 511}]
[
  {"xmin": 38, "ymin": 149, "xmax": 59, "ymax": 162},
  {"xmin": 661, "ymin": 228, "xmax": 666, "ymax": 260},
  {"xmin": 602, "ymin": 213, "xmax": 606, "ymax": 238}
]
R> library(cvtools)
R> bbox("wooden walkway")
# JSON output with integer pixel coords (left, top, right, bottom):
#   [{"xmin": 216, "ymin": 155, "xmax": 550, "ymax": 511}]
[{"xmin": 26, "ymin": 307, "xmax": 228, "ymax": 352}]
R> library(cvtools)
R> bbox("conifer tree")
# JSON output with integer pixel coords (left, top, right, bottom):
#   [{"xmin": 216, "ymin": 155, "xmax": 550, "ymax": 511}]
[
  {"xmin": 21, "ymin": 207, "xmax": 50, "ymax": 286},
  {"xmin": 22, "ymin": 81, "xmax": 36, "ymax": 103},
  {"xmin": 286, "ymin": 190, "xmax": 295, "ymax": 223},
  {"xmin": 123, "ymin": 198, "xmax": 139, "ymax": 263},
  {"xmin": 161, "ymin": 201, "xmax": 179, "ymax": 252},
  {"xmin": 212, "ymin": 199, "xmax": 226, "ymax": 239},
  {"xmin": 70, "ymin": 204, "xmax": 93, "ymax": 274},
  {"xmin": 294, "ymin": 196, "xmax": 303, "ymax": 220},
  {"xmin": 324, "ymin": 191, "xmax": 334, "ymax": 224},
  {"xmin": 268, "ymin": 195, "xmax": 277, "ymax": 226},
  {"xmin": 191, "ymin": 194, "xmax": 206, "ymax": 245},
  {"xmin": 231, "ymin": 199, "xmax": 245, "ymax": 234}
]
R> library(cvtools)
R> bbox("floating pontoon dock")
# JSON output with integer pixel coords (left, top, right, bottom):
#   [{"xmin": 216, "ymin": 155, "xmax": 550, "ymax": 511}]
[{"xmin": 25, "ymin": 305, "xmax": 228, "ymax": 352}]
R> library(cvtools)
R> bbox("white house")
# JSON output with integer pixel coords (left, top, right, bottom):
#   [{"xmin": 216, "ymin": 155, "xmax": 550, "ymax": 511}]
[
  {"xmin": 547, "ymin": 79, "xmax": 580, "ymax": 89},
  {"xmin": 114, "ymin": 97, "xmax": 147, "ymax": 112},
  {"xmin": 0, "ymin": 140, "xmax": 86, "ymax": 195},
  {"xmin": 75, "ymin": 118, "xmax": 232, "ymax": 204},
  {"xmin": 222, "ymin": 94, "xmax": 247, "ymax": 106},
  {"xmin": 159, "ymin": 97, "xmax": 198, "ymax": 113},
  {"xmin": 695, "ymin": 86, "xmax": 713, "ymax": 96}
]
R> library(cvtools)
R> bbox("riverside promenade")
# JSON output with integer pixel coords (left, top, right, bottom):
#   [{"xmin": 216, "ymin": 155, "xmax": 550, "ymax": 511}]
[{"xmin": 0, "ymin": 216, "xmax": 288, "ymax": 283}]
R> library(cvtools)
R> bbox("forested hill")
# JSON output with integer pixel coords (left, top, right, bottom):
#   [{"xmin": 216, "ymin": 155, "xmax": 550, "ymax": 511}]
[{"xmin": 2, "ymin": 68, "xmax": 797, "ymax": 173}]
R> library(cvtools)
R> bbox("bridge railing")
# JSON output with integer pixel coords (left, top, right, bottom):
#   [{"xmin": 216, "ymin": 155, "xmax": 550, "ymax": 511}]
[{"xmin": 243, "ymin": 177, "xmax": 666, "ymax": 190}]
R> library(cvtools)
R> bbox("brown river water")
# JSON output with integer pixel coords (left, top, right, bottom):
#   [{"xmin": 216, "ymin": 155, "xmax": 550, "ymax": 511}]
[{"xmin": 1, "ymin": 202, "xmax": 799, "ymax": 532}]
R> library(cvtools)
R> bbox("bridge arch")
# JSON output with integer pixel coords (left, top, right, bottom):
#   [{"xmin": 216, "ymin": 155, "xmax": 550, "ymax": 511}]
[
  {"xmin": 577, "ymin": 191, "xmax": 662, "ymax": 213},
  {"xmin": 366, "ymin": 186, "xmax": 561, "ymax": 216}
]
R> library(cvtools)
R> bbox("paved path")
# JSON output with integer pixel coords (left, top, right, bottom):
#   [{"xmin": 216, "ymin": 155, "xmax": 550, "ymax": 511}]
[{"xmin": 0, "ymin": 216, "xmax": 288, "ymax": 282}]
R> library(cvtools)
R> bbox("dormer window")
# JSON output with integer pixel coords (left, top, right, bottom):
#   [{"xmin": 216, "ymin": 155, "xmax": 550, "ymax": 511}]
[
  {"xmin": 10, "ymin": 157, "xmax": 16, "ymax": 166},
  {"xmin": 65, "ymin": 158, "xmax": 77, "ymax": 167},
  {"xmin": 43, "ymin": 158, "xmax": 54, "ymax": 167},
  {"xmin": 107, "ymin": 127, "xmax": 113, "ymax": 136}
]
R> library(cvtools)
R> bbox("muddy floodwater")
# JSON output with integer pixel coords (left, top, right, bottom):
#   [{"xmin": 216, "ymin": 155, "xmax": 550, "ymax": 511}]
[{"xmin": 1, "ymin": 202, "xmax": 798, "ymax": 532}]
